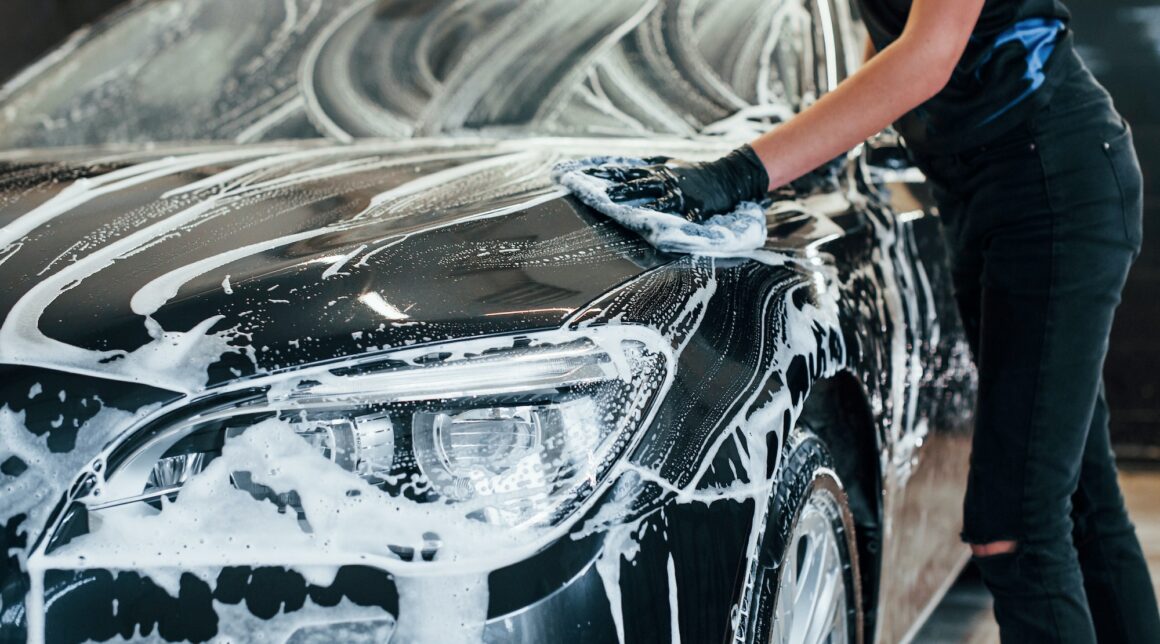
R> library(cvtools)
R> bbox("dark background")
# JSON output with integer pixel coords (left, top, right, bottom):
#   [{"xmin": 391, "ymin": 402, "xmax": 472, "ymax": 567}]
[
  {"xmin": 0, "ymin": 0, "xmax": 126, "ymax": 83},
  {"xmin": 2, "ymin": 0, "xmax": 1157, "ymax": 454},
  {"xmin": 1067, "ymin": 0, "xmax": 1160, "ymax": 458}
]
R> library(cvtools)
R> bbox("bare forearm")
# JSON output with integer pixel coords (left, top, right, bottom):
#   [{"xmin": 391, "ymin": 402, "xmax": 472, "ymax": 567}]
[
  {"xmin": 750, "ymin": 0, "xmax": 983, "ymax": 190},
  {"xmin": 579, "ymin": 0, "xmax": 983, "ymax": 224},
  {"xmin": 750, "ymin": 36, "xmax": 953, "ymax": 190}
]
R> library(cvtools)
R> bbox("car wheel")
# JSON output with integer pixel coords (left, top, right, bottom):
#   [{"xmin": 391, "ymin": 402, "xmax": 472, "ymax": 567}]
[{"xmin": 741, "ymin": 427, "xmax": 863, "ymax": 644}]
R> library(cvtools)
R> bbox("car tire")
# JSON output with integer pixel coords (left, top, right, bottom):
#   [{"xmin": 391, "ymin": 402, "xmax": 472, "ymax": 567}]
[{"xmin": 740, "ymin": 427, "xmax": 863, "ymax": 644}]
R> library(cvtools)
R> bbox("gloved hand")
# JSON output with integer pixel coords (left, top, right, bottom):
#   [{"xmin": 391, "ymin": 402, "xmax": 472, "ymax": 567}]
[{"xmin": 582, "ymin": 144, "xmax": 770, "ymax": 222}]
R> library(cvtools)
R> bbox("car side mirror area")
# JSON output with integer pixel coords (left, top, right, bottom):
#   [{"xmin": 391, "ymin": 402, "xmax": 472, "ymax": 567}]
[
  {"xmin": 863, "ymin": 129, "xmax": 912, "ymax": 170},
  {"xmin": 777, "ymin": 153, "xmax": 848, "ymax": 199},
  {"xmin": 860, "ymin": 129, "xmax": 927, "ymax": 186}
]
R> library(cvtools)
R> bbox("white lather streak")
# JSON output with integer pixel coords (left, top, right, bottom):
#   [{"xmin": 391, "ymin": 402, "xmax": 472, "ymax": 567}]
[
  {"xmin": 8, "ymin": 142, "xmax": 859, "ymax": 643},
  {"xmin": 3, "ymin": 147, "xmax": 547, "ymax": 394},
  {"xmin": 20, "ymin": 324, "xmax": 676, "ymax": 644},
  {"xmin": 0, "ymin": 149, "xmax": 325, "ymax": 392},
  {"xmin": 129, "ymin": 151, "xmax": 556, "ymax": 318},
  {"xmin": 0, "ymin": 148, "xmax": 283, "ymax": 264},
  {"xmin": 6, "ymin": 146, "xmax": 587, "ymax": 644}
]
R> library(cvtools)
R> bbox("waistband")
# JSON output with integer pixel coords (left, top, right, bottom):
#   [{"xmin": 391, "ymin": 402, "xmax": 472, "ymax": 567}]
[
  {"xmin": 911, "ymin": 122, "xmax": 1035, "ymax": 169},
  {"xmin": 901, "ymin": 37, "xmax": 1083, "ymax": 157}
]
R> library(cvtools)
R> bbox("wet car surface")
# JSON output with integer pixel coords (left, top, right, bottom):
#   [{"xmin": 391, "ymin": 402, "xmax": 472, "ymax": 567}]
[{"xmin": 0, "ymin": 1, "xmax": 975, "ymax": 642}]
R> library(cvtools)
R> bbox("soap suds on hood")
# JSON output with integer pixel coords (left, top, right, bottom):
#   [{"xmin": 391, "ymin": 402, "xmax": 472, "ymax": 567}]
[{"xmin": 552, "ymin": 157, "xmax": 767, "ymax": 256}]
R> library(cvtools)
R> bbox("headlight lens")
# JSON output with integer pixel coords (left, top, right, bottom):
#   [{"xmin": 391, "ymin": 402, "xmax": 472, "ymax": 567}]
[
  {"xmin": 413, "ymin": 398, "xmax": 601, "ymax": 524},
  {"xmin": 89, "ymin": 329, "xmax": 669, "ymax": 548}
]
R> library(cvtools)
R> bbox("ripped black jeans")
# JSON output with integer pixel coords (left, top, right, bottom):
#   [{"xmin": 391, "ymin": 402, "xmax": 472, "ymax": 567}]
[{"xmin": 913, "ymin": 55, "xmax": 1159, "ymax": 643}]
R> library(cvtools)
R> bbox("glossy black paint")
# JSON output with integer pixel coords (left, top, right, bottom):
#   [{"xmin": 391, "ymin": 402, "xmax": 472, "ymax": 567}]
[
  {"xmin": 0, "ymin": 1, "xmax": 978, "ymax": 642},
  {"xmin": 0, "ymin": 142, "xmax": 974, "ymax": 642},
  {"xmin": 0, "ymin": 153, "xmax": 666, "ymax": 378}
]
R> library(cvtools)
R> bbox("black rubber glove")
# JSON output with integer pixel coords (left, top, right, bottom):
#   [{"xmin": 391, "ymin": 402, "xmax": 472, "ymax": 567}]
[{"xmin": 583, "ymin": 144, "xmax": 770, "ymax": 222}]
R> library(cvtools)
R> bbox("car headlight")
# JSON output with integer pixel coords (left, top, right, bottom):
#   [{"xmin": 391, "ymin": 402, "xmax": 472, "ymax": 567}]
[{"xmin": 86, "ymin": 328, "xmax": 670, "ymax": 555}]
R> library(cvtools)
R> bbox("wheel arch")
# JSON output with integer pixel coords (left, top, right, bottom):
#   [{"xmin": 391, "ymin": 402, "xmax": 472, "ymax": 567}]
[{"xmin": 798, "ymin": 370, "xmax": 884, "ymax": 640}]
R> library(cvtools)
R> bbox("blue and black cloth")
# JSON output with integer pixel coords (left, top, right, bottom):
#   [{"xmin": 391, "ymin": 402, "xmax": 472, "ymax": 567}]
[{"xmin": 858, "ymin": 0, "xmax": 1075, "ymax": 154}]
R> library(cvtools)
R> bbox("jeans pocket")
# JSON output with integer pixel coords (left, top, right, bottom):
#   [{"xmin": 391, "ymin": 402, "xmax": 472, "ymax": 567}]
[{"xmin": 1102, "ymin": 119, "xmax": 1144, "ymax": 252}]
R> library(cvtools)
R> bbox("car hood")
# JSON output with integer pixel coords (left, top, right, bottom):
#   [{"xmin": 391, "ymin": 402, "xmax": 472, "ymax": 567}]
[{"xmin": 0, "ymin": 138, "xmax": 741, "ymax": 393}]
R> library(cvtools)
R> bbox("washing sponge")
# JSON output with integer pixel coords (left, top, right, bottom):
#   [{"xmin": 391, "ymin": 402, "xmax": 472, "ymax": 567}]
[{"xmin": 551, "ymin": 156, "xmax": 767, "ymax": 256}]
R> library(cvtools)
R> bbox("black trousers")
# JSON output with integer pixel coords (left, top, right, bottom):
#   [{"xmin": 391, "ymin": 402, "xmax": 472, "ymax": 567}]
[{"xmin": 913, "ymin": 53, "xmax": 1159, "ymax": 643}]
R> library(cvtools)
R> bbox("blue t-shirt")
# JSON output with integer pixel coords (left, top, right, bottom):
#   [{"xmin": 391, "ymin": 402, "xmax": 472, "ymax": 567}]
[{"xmin": 856, "ymin": 0, "xmax": 1077, "ymax": 154}]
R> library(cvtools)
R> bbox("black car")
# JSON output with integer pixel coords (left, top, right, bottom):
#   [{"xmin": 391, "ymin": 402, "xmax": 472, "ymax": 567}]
[{"xmin": 0, "ymin": 1, "xmax": 976, "ymax": 642}]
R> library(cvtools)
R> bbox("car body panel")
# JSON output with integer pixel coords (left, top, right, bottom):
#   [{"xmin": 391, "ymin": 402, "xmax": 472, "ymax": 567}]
[
  {"xmin": 0, "ymin": 142, "xmax": 974, "ymax": 642},
  {"xmin": 0, "ymin": 142, "xmax": 672, "ymax": 387},
  {"xmin": 0, "ymin": 1, "xmax": 976, "ymax": 642}
]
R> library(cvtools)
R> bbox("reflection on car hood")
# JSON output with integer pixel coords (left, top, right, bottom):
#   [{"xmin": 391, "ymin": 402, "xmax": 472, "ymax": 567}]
[{"xmin": 0, "ymin": 138, "xmax": 747, "ymax": 393}]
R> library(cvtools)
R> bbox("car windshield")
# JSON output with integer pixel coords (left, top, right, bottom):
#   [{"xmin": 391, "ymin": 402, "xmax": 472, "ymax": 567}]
[{"xmin": 0, "ymin": 0, "xmax": 857, "ymax": 148}]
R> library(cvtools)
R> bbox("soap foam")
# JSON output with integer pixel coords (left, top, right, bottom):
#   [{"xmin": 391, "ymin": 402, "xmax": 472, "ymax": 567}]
[{"xmin": 552, "ymin": 157, "xmax": 767, "ymax": 256}]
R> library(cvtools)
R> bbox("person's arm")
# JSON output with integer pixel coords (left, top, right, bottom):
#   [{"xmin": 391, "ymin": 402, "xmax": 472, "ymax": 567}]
[
  {"xmin": 864, "ymin": 35, "xmax": 877, "ymax": 63},
  {"xmin": 588, "ymin": 0, "xmax": 984, "ymax": 221},
  {"xmin": 750, "ymin": 0, "xmax": 983, "ymax": 190}
]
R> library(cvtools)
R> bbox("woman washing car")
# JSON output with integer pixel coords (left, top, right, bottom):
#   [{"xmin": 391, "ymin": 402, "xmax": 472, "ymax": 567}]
[{"xmin": 588, "ymin": 0, "xmax": 1156, "ymax": 640}]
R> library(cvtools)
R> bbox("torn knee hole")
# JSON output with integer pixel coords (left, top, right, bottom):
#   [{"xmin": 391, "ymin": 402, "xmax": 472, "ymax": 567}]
[{"xmin": 970, "ymin": 540, "xmax": 1018, "ymax": 557}]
